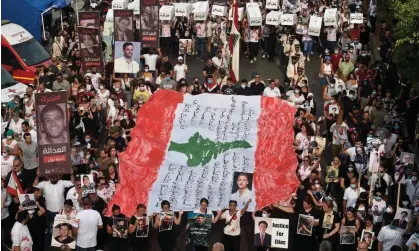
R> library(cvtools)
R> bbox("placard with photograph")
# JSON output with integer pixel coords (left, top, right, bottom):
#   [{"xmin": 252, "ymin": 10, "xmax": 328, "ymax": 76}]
[
  {"xmin": 135, "ymin": 216, "xmax": 150, "ymax": 237},
  {"xmin": 394, "ymin": 164, "xmax": 406, "ymax": 184},
  {"xmin": 375, "ymin": 127, "xmax": 389, "ymax": 139},
  {"xmin": 114, "ymin": 10, "xmax": 135, "ymax": 41},
  {"xmin": 328, "ymin": 104, "xmax": 339, "ymax": 116},
  {"xmin": 333, "ymin": 125, "xmax": 348, "ymax": 145},
  {"xmin": 81, "ymin": 174, "xmax": 95, "ymax": 196},
  {"xmin": 350, "ymin": 13, "xmax": 363, "ymax": 24},
  {"xmin": 297, "ymin": 214, "xmax": 313, "ymax": 236},
  {"xmin": 114, "ymin": 41, "xmax": 141, "ymax": 74},
  {"xmin": 254, "ymin": 217, "xmax": 272, "ymax": 247},
  {"xmin": 179, "ymin": 39, "xmax": 192, "ymax": 55},
  {"xmin": 230, "ymin": 172, "xmax": 254, "ymax": 209},
  {"xmin": 35, "ymin": 92, "xmax": 71, "ymax": 176},
  {"xmin": 322, "ymin": 212, "xmax": 334, "ymax": 230},
  {"xmin": 361, "ymin": 229, "xmax": 375, "ymax": 249},
  {"xmin": 308, "ymin": 15, "xmax": 322, "ymax": 36},
  {"xmin": 394, "ymin": 207, "xmax": 411, "ymax": 230},
  {"xmin": 19, "ymin": 194, "xmax": 37, "ymax": 210},
  {"xmin": 78, "ymin": 11, "xmax": 100, "ymax": 28},
  {"xmin": 340, "ymin": 226, "xmax": 356, "ymax": 245},
  {"xmin": 159, "ymin": 211, "xmax": 174, "ymax": 232},
  {"xmin": 326, "ymin": 166, "xmax": 339, "ymax": 183},
  {"xmin": 51, "ymin": 215, "xmax": 77, "ymax": 249},
  {"xmin": 103, "ymin": 10, "xmax": 114, "ymax": 60},
  {"xmin": 77, "ymin": 27, "xmax": 104, "ymax": 73},
  {"xmin": 187, "ymin": 212, "xmax": 212, "ymax": 247},
  {"xmin": 140, "ymin": 1, "xmax": 159, "ymax": 47},
  {"xmin": 112, "ymin": 217, "xmax": 129, "ymax": 238}
]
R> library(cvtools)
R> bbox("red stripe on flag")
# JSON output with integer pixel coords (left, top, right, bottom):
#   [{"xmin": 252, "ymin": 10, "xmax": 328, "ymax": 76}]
[
  {"xmin": 254, "ymin": 97, "xmax": 300, "ymax": 209},
  {"xmin": 7, "ymin": 171, "xmax": 24, "ymax": 197},
  {"xmin": 107, "ymin": 91, "xmax": 184, "ymax": 216}
]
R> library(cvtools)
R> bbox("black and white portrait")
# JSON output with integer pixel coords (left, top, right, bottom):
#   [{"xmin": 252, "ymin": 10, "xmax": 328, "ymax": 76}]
[
  {"xmin": 114, "ymin": 15, "xmax": 134, "ymax": 41},
  {"xmin": 19, "ymin": 194, "xmax": 37, "ymax": 210},
  {"xmin": 140, "ymin": 6, "xmax": 159, "ymax": 30},
  {"xmin": 297, "ymin": 214, "xmax": 313, "ymax": 236},
  {"xmin": 340, "ymin": 226, "xmax": 356, "ymax": 245}
]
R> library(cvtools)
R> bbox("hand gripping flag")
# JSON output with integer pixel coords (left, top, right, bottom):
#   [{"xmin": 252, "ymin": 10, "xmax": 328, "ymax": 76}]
[
  {"xmin": 7, "ymin": 171, "xmax": 23, "ymax": 197},
  {"xmin": 228, "ymin": 0, "xmax": 240, "ymax": 83},
  {"xmin": 108, "ymin": 91, "xmax": 300, "ymax": 215}
]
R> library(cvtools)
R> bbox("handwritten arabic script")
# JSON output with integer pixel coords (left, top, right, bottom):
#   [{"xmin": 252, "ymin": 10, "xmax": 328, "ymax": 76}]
[{"xmin": 148, "ymin": 95, "xmax": 261, "ymax": 212}]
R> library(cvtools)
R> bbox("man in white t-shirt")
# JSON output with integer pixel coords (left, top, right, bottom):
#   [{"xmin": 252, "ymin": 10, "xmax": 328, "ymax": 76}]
[
  {"xmin": 141, "ymin": 48, "xmax": 162, "ymax": 76},
  {"xmin": 220, "ymin": 199, "xmax": 250, "ymax": 250},
  {"xmin": 173, "ymin": 56, "xmax": 188, "ymax": 82},
  {"xmin": 74, "ymin": 197, "xmax": 104, "ymax": 250},
  {"xmin": 343, "ymin": 177, "xmax": 365, "ymax": 211},
  {"xmin": 66, "ymin": 177, "xmax": 83, "ymax": 212},
  {"xmin": 11, "ymin": 211, "xmax": 33, "ymax": 251},
  {"xmin": 377, "ymin": 223, "xmax": 404, "ymax": 251},
  {"xmin": 263, "ymin": 80, "xmax": 281, "ymax": 98}
]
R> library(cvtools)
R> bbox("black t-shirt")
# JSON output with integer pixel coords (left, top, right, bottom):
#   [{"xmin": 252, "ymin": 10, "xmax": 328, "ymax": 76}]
[
  {"xmin": 250, "ymin": 82, "xmax": 265, "ymax": 96},
  {"xmin": 202, "ymin": 65, "xmax": 217, "ymax": 76},
  {"xmin": 129, "ymin": 215, "xmax": 149, "ymax": 246},
  {"xmin": 221, "ymin": 85, "xmax": 237, "ymax": 95},
  {"xmin": 236, "ymin": 86, "xmax": 251, "ymax": 96}
]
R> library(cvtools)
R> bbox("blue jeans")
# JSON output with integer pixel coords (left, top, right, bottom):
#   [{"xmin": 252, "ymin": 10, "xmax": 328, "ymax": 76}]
[
  {"xmin": 197, "ymin": 37, "xmax": 206, "ymax": 59},
  {"xmin": 303, "ymin": 40, "xmax": 313, "ymax": 56}
]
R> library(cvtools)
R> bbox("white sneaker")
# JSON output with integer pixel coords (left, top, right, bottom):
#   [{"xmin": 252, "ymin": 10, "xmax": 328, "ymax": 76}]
[
  {"xmin": 254, "ymin": 57, "xmax": 257, "ymax": 61},
  {"xmin": 250, "ymin": 60, "xmax": 254, "ymax": 63},
  {"xmin": 307, "ymin": 57, "xmax": 310, "ymax": 62},
  {"xmin": 262, "ymin": 54, "xmax": 266, "ymax": 58}
]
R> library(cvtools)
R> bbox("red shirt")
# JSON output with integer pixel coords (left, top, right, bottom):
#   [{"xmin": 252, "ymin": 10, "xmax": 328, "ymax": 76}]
[
  {"xmin": 350, "ymin": 28, "xmax": 361, "ymax": 41},
  {"xmin": 331, "ymin": 54, "xmax": 342, "ymax": 70}
]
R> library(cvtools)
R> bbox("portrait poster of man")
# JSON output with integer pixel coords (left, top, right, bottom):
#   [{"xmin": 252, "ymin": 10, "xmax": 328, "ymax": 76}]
[
  {"xmin": 400, "ymin": 152, "xmax": 415, "ymax": 177},
  {"xmin": 328, "ymin": 104, "xmax": 339, "ymax": 117},
  {"xmin": 360, "ymin": 229, "xmax": 375, "ymax": 249},
  {"xmin": 51, "ymin": 215, "xmax": 77, "ymax": 249},
  {"xmin": 230, "ymin": 172, "xmax": 254, "ymax": 209},
  {"xmin": 297, "ymin": 214, "xmax": 313, "ymax": 236},
  {"xmin": 114, "ymin": 10, "xmax": 134, "ymax": 41},
  {"xmin": 140, "ymin": 0, "xmax": 159, "ymax": 47},
  {"xmin": 412, "ymin": 196, "xmax": 419, "ymax": 215},
  {"xmin": 254, "ymin": 217, "xmax": 272, "ymax": 247},
  {"xmin": 394, "ymin": 164, "xmax": 406, "ymax": 184},
  {"xmin": 81, "ymin": 174, "xmax": 96, "ymax": 196},
  {"xmin": 19, "ymin": 194, "xmax": 37, "ymax": 210},
  {"xmin": 35, "ymin": 92, "xmax": 71, "ymax": 176},
  {"xmin": 159, "ymin": 211, "xmax": 174, "ymax": 232},
  {"xmin": 114, "ymin": 41, "xmax": 141, "ymax": 74},
  {"xmin": 393, "ymin": 208, "xmax": 411, "ymax": 230},
  {"xmin": 322, "ymin": 212, "xmax": 334, "ymax": 230},
  {"xmin": 135, "ymin": 216, "xmax": 149, "ymax": 237},
  {"xmin": 333, "ymin": 125, "xmax": 348, "ymax": 145},
  {"xmin": 375, "ymin": 127, "xmax": 389, "ymax": 140},
  {"xmin": 187, "ymin": 212, "xmax": 212, "ymax": 247},
  {"xmin": 77, "ymin": 27, "xmax": 104, "ymax": 73},
  {"xmin": 112, "ymin": 218, "xmax": 129, "ymax": 238},
  {"xmin": 340, "ymin": 226, "xmax": 356, "ymax": 245},
  {"xmin": 179, "ymin": 39, "xmax": 192, "ymax": 55},
  {"xmin": 326, "ymin": 165, "xmax": 339, "ymax": 183},
  {"xmin": 78, "ymin": 11, "xmax": 100, "ymax": 28}
]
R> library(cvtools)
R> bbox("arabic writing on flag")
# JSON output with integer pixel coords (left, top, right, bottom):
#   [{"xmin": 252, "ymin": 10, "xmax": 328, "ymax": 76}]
[{"xmin": 108, "ymin": 91, "xmax": 300, "ymax": 215}]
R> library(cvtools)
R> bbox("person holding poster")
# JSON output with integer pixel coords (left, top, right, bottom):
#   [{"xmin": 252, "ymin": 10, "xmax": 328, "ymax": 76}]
[
  {"xmin": 154, "ymin": 200, "xmax": 183, "ymax": 251},
  {"xmin": 321, "ymin": 201, "xmax": 341, "ymax": 247},
  {"xmin": 129, "ymin": 204, "xmax": 153, "ymax": 250},
  {"xmin": 106, "ymin": 204, "xmax": 129, "ymax": 251},
  {"xmin": 340, "ymin": 207, "xmax": 360, "ymax": 250},
  {"xmin": 219, "ymin": 199, "xmax": 251, "ymax": 251}
]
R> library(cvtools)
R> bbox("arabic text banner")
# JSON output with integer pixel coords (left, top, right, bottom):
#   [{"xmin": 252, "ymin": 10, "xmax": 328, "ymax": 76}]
[
  {"xmin": 35, "ymin": 92, "xmax": 71, "ymax": 176},
  {"xmin": 108, "ymin": 91, "xmax": 300, "ymax": 215}
]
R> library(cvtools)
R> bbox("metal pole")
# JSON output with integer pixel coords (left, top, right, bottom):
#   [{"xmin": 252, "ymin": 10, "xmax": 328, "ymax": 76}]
[
  {"xmin": 41, "ymin": 13, "xmax": 46, "ymax": 40},
  {"xmin": 61, "ymin": 9, "xmax": 64, "ymax": 31}
]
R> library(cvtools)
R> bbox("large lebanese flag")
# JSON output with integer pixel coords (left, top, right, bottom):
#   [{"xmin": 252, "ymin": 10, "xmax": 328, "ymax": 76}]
[{"xmin": 108, "ymin": 91, "xmax": 300, "ymax": 215}]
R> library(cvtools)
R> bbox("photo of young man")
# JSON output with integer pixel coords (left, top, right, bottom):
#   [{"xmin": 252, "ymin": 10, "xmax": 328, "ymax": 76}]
[
  {"xmin": 38, "ymin": 103, "xmax": 68, "ymax": 145},
  {"xmin": 114, "ymin": 42, "xmax": 141, "ymax": 74},
  {"xmin": 230, "ymin": 172, "xmax": 254, "ymax": 208}
]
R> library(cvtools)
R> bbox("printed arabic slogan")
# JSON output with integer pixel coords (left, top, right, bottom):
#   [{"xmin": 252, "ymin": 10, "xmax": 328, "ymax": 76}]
[
  {"xmin": 35, "ymin": 92, "xmax": 72, "ymax": 176},
  {"xmin": 107, "ymin": 91, "xmax": 300, "ymax": 216}
]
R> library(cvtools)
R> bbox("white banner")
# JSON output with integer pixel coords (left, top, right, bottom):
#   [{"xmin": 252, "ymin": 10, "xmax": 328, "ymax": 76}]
[
  {"xmin": 266, "ymin": 0, "xmax": 279, "ymax": 10},
  {"xmin": 308, "ymin": 15, "xmax": 322, "ymax": 36},
  {"xmin": 266, "ymin": 11, "xmax": 281, "ymax": 26},
  {"xmin": 159, "ymin": 5, "xmax": 175, "ymax": 21},
  {"xmin": 229, "ymin": 7, "xmax": 244, "ymax": 21},
  {"xmin": 246, "ymin": 2, "xmax": 260, "ymax": 9},
  {"xmin": 174, "ymin": 3, "xmax": 192, "ymax": 17},
  {"xmin": 280, "ymin": 13, "xmax": 297, "ymax": 26},
  {"xmin": 112, "ymin": 0, "xmax": 128, "ymax": 9},
  {"xmin": 324, "ymin": 8, "xmax": 338, "ymax": 26},
  {"xmin": 247, "ymin": 7, "xmax": 262, "ymax": 26},
  {"xmin": 211, "ymin": 5, "xmax": 227, "ymax": 17},
  {"xmin": 192, "ymin": 1, "xmax": 209, "ymax": 21},
  {"xmin": 148, "ymin": 94, "xmax": 262, "ymax": 212},
  {"xmin": 350, "ymin": 13, "xmax": 363, "ymax": 24}
]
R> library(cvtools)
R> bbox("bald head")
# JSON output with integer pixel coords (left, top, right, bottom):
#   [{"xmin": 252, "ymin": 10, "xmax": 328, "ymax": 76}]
[
  {"xmin": 212, "ymin": 242, "xmax": 224, "ymax": 251},
  {"xmin": 357, "ymin": 241, "xmax": 369, "ymax": 250}
]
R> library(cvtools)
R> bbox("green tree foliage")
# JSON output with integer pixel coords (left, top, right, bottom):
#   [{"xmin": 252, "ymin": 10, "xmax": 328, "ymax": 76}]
[{"xmin": 391, "ymin": 0, "xmax": 419, "ymax": 81}]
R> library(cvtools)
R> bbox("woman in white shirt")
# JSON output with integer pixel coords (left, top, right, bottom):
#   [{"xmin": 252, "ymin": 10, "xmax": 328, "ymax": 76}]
[
  {"xmin": 289, "ymin": 87, "xmax": 306, "ymax": 108},
  {"xmin": 193, "ymin": 198, "xmax": 221, "ymax": 224},
  {"xmin": 219, "ymin": 199, "xmax": 250, "ymax": 251}
]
